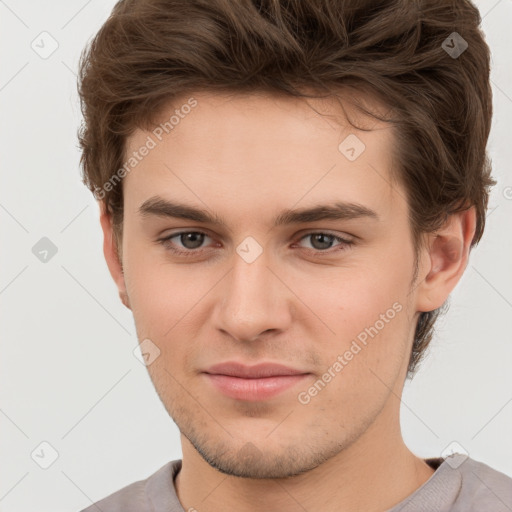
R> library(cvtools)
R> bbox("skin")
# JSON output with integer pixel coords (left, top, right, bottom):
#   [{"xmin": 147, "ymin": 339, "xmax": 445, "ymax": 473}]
[{"xmin": 100, "ymin": 90, "xmax": 476, "ymax": 512}]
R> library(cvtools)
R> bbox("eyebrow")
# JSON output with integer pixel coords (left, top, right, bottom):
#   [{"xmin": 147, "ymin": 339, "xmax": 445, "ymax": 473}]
[{"xmin": 138, "ymin": 196, "xmax": 379, "ymax": 229}]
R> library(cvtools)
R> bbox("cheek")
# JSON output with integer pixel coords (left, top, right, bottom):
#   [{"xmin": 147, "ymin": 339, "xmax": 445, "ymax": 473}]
[
  {"xmin": 123, "ymin": 251, "xmax": 225, "ymax": 352},
  {"xmin": 305, "ymin": 264, "xmax": 412, "ymax": 385},
  {"xmin": 123, "ymin": 242, "xmax": 186, "ymax": 336},
  {"xmin": 295, "ymin": 292, "xmax": 409, "ymax": 426},
  {"xmin": 302, "ymin": 262, "xmax": 409, "ymax": 338}
]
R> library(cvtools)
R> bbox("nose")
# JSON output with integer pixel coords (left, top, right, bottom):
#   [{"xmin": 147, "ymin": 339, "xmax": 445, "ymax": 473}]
[{"xmin": 213, "ymin": 245, "xmax": 292, "ymax": 343}]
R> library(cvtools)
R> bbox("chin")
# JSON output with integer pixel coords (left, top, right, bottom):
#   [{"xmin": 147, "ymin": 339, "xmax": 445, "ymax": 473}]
[{"xmin": 186, "ymin": 431, "xmax": 340, "ymax": 479}]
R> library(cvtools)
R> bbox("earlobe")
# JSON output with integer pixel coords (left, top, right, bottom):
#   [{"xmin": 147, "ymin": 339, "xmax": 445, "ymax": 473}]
[
  {"xmin": 415, "ymin": 207, "xmax": 476, "ymax": 312},
  {"xmin": 98, "ymin": 201, "xmax": 131, "ymax": 310}
]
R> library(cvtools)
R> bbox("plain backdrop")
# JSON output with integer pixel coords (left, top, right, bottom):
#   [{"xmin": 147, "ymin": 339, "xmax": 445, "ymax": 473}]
[{"xmin": 0, "ymin": 1, "xmax": 511, "ymax": 511}]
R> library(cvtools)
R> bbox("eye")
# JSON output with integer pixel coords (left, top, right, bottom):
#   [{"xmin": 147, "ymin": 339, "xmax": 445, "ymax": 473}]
[
  {"xmin": 158, "ymin": 231, "xmax": 214, "ymax": 256},
  {"xmin": 295, "ymin": 232, "xmax": 354, "ymax": 253},
  {"xmin": 157, "ymin": 230, "xmax": 354, "ymax": 258}
]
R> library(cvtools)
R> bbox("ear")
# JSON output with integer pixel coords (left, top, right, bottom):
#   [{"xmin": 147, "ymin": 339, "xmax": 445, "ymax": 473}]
[
  {"xmin": 98, "ymin": 202, "xmax": 131, "ymax": 310},
  {"xmin": 415, "ymin": 206, "xmax": 476, "ymax": 312}
]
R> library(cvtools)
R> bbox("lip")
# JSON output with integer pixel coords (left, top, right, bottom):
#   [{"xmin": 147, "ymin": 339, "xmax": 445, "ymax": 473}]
[
  {"xmin": 204, "ymin": 362, "xmax": 307, "ymax": 378},
  {"xmin": 202, "ymin": 362, "xmax": 310, "ymax": 401}
]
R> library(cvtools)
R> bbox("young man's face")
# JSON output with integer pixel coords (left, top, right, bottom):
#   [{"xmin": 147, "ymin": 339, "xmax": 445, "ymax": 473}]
[{"xmin": 104, "ymin": 91, "xmax": 436, "ymax": 478}]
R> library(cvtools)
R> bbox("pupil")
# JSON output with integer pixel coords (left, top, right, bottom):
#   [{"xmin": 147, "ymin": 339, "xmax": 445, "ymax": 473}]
[
  {"xmin": 182, "ymin": 232, "xmax": 204, "ymax": 249},
  {"xmin": 312, "ymin": 234, "xmax": 332, "ymax": 250},
  {"xmin": 178, "ymin": 233, "xmax": 334, "ymax": 251}
]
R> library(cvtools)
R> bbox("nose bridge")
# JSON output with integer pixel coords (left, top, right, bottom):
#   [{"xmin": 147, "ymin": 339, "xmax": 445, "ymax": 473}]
[{"xmin": 215, "ymin": 239, "xmax": 289, "ymax": 342}]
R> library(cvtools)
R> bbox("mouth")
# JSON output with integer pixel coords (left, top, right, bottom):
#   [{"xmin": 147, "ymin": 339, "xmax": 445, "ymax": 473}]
[{"xmin": 202, "ymin": 362, "xmax": 311, "ymax": 401}]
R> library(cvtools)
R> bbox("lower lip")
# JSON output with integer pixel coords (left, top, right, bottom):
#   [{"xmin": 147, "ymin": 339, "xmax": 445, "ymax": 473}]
[{"xmin": 204, "ymin": 373, "xmax": 309, "ymax": 401}]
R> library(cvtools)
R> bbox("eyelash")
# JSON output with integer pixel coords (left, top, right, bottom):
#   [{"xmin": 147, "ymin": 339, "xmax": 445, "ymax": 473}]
[{"xmin": 157, "ymin": 230, "xmax": 354, "ymax": 257}]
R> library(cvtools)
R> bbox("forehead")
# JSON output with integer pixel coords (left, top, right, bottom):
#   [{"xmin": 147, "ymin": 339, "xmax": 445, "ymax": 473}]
[{"xmin": 122, "ymin": 90, "xmax": 401, "ymax": 223}]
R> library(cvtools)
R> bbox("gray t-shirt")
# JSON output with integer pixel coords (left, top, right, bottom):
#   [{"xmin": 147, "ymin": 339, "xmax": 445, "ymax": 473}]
[{"xmin": 80, "ymin": 454, "xmax": 512, "ymax": 511}]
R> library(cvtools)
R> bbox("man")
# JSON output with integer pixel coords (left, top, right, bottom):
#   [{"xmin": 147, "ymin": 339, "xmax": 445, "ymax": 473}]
[{"xmin": 77, "ymin": 0, "xmax": 511, "ymax": 510}]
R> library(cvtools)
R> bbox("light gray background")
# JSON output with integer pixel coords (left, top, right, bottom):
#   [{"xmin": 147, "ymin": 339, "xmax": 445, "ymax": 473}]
[{"xmin": 0, "ymin": 1, "xmax": 511, "ymax": 511}]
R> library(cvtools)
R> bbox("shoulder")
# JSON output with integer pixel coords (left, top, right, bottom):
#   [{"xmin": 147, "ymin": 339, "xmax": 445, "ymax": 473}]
[
  {"xmin": 455, "ymin": 456, "xmax": 512, "ymax": 511},
  {"xmin": 79, "ymin": 459, "xmax": 182, "ymax": 512},
  {"xmin": 80, "ymin": 479, "xmax": 148, "ymax": 512}
]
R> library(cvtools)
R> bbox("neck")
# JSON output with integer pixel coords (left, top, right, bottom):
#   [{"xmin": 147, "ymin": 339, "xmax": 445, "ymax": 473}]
[{"xmin": 174, "ymin": 402, "xmax": 435, "ymax": 512}]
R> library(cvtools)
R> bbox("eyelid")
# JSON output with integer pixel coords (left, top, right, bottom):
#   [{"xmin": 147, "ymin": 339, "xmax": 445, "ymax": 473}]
[
  {"xmin": 158, "ymin": 230, "xmax": 215, "ymax": 250},
  {"xmin": 293, "ymin": 231, "xmax": 354, "ymax": 251},
  {"xmin": 295, "ymin": 229, "xmax": 354, "ymax": 242},
  {"xmin": 158, "ymin": 229, "xmax": 355, "ymax": 256}
]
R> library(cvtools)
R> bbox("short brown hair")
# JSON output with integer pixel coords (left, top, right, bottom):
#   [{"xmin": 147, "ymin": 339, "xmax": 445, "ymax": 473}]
[{"xmin": 77, "ymin": 0, "xmax": 495, "ymax": 375}]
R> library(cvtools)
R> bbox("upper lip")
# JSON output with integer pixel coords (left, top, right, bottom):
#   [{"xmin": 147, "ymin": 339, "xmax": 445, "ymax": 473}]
[{"xmin": 203, "ymin": 362, "xmax": 309, "ymax": 379}]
